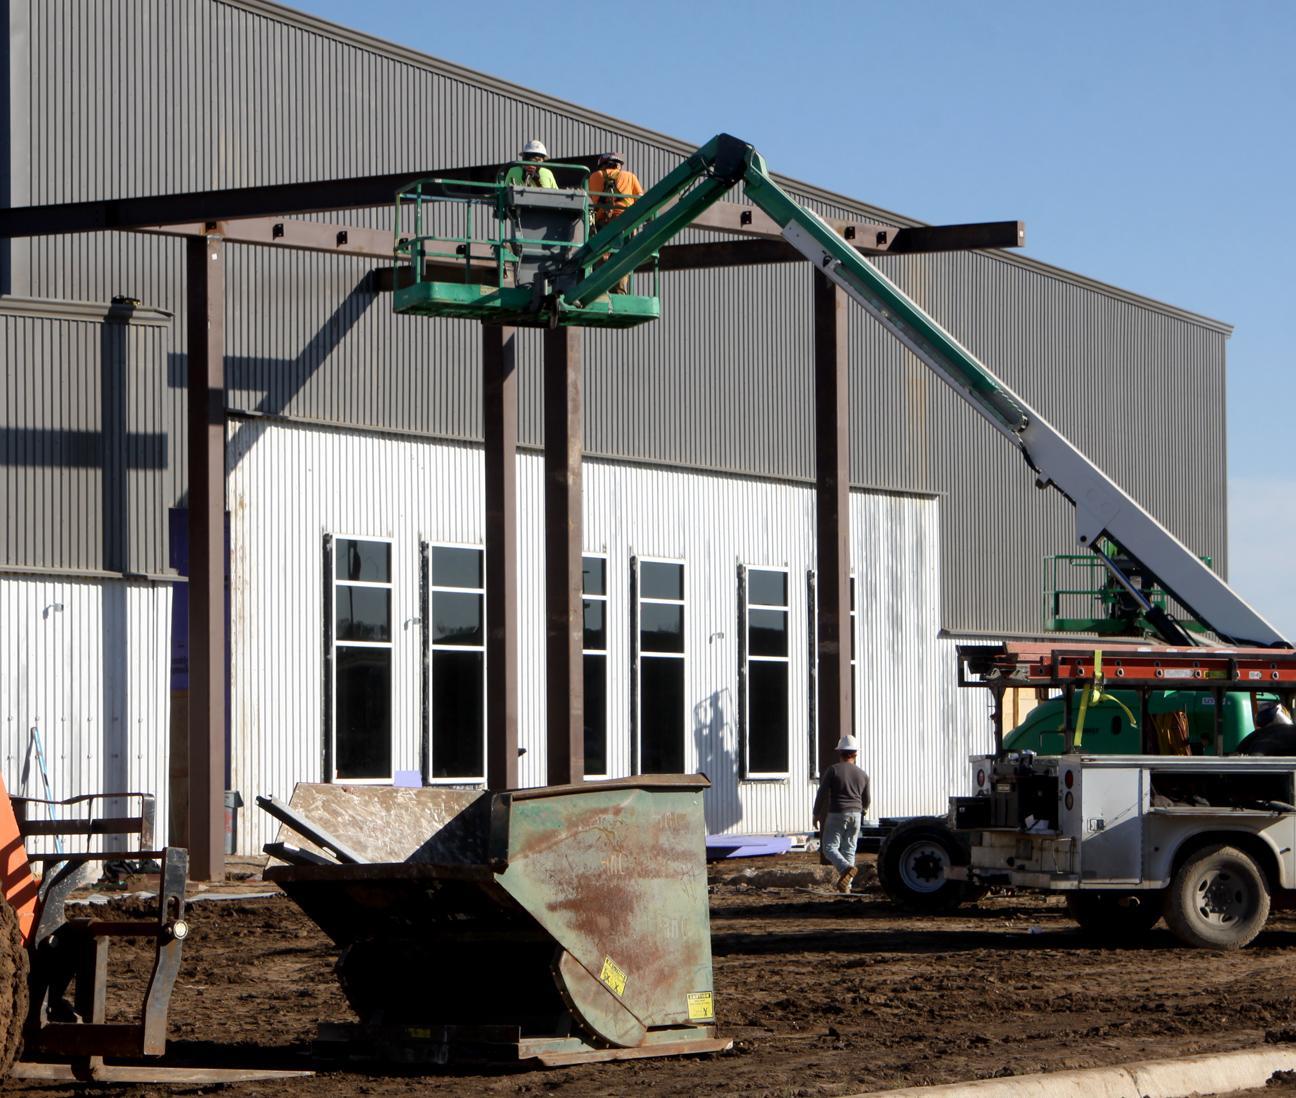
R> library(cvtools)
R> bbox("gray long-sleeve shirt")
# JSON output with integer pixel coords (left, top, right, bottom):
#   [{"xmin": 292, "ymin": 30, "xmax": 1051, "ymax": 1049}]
[{"xmin": 813, "ymin": 761, "xmax": 871, "ymax": 821}]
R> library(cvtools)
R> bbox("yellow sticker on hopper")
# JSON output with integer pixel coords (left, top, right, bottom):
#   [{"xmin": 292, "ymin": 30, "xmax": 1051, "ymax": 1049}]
[
  {"xmin": 687, "ymin": 991, "xmax": 715, "ymax": 1021},
  {"xmin": 600, "ymin": 956, "xmax": 627, "ymax": 997}
]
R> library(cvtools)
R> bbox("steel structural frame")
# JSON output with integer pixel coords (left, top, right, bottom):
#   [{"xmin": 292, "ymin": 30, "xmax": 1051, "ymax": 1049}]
[{"xmin": 0, "ymin": 157, "xmax": 1021, "ymax": 876}]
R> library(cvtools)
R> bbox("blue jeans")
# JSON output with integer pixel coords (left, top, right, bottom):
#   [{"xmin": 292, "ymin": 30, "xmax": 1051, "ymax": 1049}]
[{"xmin": 822, "ymin": 811, "xmax": 861, "ymax": 875}]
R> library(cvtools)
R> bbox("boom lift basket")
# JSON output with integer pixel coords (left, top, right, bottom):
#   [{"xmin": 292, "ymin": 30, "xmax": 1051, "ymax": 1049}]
[
  {"xmin": 262, "ymin": 775, "xmax": 728, "ymax": 1067},
  {"xmin": 392, "ymin": 167, "xmax": 660, "ymax": 329}
]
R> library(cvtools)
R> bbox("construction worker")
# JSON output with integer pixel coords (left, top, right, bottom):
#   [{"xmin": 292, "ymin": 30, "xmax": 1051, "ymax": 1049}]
[
  {"xmin": 812, "ymin": 734, "xmax": 871, "ymax": 893},
  {"xmin": 502, "ymin": 139, "xmax": 557, "ymax": 189},
  {"xmin": 587, "ymin": 150, "xmax": 645, "ymax": 293}
]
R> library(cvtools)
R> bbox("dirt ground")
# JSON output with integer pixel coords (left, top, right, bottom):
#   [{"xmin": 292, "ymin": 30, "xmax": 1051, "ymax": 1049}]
[{"xmin": 13, "ymin": 853, "xmax": 1296, "ymax": 1097}]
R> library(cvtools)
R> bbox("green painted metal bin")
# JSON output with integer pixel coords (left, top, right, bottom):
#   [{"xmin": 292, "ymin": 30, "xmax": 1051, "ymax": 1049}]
[{"xmin": 262, "ymin": 775, "xmax": 727, "ymax": 1067}]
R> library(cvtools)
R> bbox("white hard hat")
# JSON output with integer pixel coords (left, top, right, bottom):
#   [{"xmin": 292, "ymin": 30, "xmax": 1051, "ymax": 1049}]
[
  {"xmin": 835, "ymin": 735, "xmax": 859, "ymax": 753},
  {"xmin": 521, "ymin": 138, "xmax": 548, "ymax": 159}
]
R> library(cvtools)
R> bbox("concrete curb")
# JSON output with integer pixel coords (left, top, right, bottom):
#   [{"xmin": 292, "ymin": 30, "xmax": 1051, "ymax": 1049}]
[{"xmin": 848, "ymin": 1046, "xmax": 1296, "ymax": 1097}]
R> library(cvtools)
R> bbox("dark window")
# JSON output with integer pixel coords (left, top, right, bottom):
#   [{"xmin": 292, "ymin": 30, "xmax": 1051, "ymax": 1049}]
[
  {"xmin": 331, "ymin": 537, "xmax": 393, "ymax": 781},
  {"xmin": 431, "ymin": 547, "xmax": 485, "ymax": 780},
  {"xmin": 336, "ymin": 587, "xmax": 391, "ymax": 643},
  {"xmin": 640, "ymin": 657, "xmax": 685, "ymax": 772},
  {"xmin": 337, "ymin": 538, "xmax": 391, "ymax": 583},
  {"xmin": 583, "ymin": 555, "xmax": 609, "ymax": 776},
  {"xmin": 431, "ymin": 650, "xmax": 485, "ymax": 779},
  {"xmin": 335, "ymin": 648, "xmax": 393, "ymax": 780},
  {"xmin": 640, "ymin": 560, "xmax": 684, "ymax": 600},
  {"xmin": 432, "ymin": 545, "xmax": 483, "ymax": 589},
  {"xmin": 638, "ymin": 561, "xmax": 684, "ymax": 774},
  {"xmin": 745, "ymin": 567, "xmax": 789, "ymax": 777}
]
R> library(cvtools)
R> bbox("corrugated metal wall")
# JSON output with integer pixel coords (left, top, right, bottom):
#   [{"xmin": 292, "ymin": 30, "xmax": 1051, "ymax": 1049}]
[
  {"xmin": 0, "ymin": 298, "xmax": 180, "ymax": 575},
  {"xmin": 4, "ymin": 0, "xmax": 1231, "ymax": 635},
  {"xmin": 0, "ymin": 574, "xmax": 173, "ymax": 853},
  {"xmin": 227, "ymin": 419, "xmax": 987, "ymax": 853}
]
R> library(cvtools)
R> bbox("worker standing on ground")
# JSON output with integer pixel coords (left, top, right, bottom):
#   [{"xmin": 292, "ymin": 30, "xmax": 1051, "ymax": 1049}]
[
  {"xmin": 587, "ymin": 150, "xmax": 645, "ymax": 293},
  {"xmin": 503, "ymin": 139, "xmax": 558, "ymax": 188},
  {"xmin": 812, "ymin": 735, "xmax": 871, "ymax": 893}
]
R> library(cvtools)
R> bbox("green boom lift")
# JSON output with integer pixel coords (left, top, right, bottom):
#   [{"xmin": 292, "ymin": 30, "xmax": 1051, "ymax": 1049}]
[{"xmin": 393, "ymin": 133, "xmax": 1288, "ymax": 652}]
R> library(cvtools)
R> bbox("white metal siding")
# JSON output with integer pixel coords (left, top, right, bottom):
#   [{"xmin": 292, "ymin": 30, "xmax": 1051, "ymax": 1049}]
[
  {"xmin": 228, "ymin": 419, "xmax": 991, "ymax": 853},
  {"xmin": 0, "ymin": 575, "xmax": 173, "ymax": 854}
]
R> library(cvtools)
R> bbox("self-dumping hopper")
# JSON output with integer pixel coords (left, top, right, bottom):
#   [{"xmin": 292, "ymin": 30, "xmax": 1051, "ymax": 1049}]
[{"xmin": 259, "ymin": 775, "xmax": 729, "ymax": 1067}]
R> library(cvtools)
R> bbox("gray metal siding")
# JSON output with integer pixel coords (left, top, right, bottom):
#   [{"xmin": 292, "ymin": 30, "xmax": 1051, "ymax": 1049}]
[
  {"xmin": 0, "ymin": 301, "xmax": 178, "ymax": 575},
  {"xmin": 3, "ymin": 0, "xmax": 1231, "ymax": 635}
]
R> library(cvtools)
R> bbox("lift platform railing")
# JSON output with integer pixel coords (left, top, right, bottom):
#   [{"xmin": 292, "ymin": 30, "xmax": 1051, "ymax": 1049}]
[
  {"xmin": 392, "ymin": 165, "xmax": 662, "ymax": 327},
  {"xmin": 1043, "ymin": 541, "xmax": 1213, "ymax": 635}
]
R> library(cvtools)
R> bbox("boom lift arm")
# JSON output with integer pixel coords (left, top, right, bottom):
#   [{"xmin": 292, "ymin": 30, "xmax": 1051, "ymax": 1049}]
[{"xmin": 561, "ymin": 135, "xmax": 1287, "ymax": 649}]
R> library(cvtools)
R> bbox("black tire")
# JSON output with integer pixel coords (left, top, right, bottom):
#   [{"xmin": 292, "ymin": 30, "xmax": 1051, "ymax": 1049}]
[
  {"xmin": 1164, "ymin": 844, "xmax": 1270, "ymax": 950},
  {"xmin": 0, "ymin": 899, "xmax": 28, "ymax": 1079},
  {"xmin": 1066, "ymin": 890, "xmax": 1164, "ymax": 940},
  {"xmin": 877, "ymin": 818, "xmax": 975, "ymax": 913}
]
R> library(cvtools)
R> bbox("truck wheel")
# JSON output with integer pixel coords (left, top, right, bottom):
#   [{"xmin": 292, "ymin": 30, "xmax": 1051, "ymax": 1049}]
[
  {"xmin": 878, "ymin": 818, "xmax": 974, "ymax": 913},
  {"xmin": 1164, "ymin": 844, "xmax": 1270, "ymax": 950},
  {"xmin": 0, "ymin": 900, "xmax": 28, "ymax": 1079},
  {"xmin": 1066, "ymin": 890, "xmax": 1163, "ymax": 939}
]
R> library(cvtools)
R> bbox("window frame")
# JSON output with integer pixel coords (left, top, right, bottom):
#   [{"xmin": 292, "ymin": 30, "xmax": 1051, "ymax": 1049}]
[
  {"xmin": 741, "ymin": 563, "xmax": 791, "ymax": 781},
  {"xmin": 328, "ymin": 533, "xmax": 395, "ymax": 785},
  {"xmin": 583, "ymin": 552, "xmax": 611, "ymax": 779},
  {"xmin": 633, "ymin": 555, "xmax": 687, "ymax": 775},
  {"xmin": 426, "ymin": 540, "xmax": 488, "ymax": 785}
]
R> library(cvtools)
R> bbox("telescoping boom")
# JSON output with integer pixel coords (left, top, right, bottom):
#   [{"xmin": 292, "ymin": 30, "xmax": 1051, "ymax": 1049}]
[{"xmin": 559, "ymin": 134, "xmax": 1286, "ymax": 650}]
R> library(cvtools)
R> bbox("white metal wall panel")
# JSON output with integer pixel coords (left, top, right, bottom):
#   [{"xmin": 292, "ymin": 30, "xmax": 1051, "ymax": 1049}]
[
  {"xmin": 0, "ymin": 574, "xmax": 173, "ymax": 855},
  {"xmin": 228, "ymin": 419, "xmax": 976, "ymax": 852}
]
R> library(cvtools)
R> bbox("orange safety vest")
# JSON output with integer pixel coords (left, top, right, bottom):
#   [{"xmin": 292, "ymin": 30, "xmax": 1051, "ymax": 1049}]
[{"xmin": 589, "ymin": 168, "xmax": 644, "ymax": 226}]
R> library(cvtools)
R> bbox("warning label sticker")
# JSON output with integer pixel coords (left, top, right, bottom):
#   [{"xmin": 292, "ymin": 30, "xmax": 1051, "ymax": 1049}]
[
  {"xmin": 687, "ymin": 991, "xmax": 715, "ymax": 1021},
  {"xmin": 600, "ymin": 955, "xmax": 627, "ymax": 998}
]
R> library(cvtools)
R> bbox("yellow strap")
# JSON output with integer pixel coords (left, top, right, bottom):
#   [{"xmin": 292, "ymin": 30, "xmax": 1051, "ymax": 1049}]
[{"xmin": 1072, "ymin": 649, "xmax": 1137, "ymax": 750}]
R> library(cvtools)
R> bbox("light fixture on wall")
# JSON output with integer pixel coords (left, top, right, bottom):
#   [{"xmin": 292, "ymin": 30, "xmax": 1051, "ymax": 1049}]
[{"xmin": 41, "ymin": 602, "xmax": 64, "ymax": 620}]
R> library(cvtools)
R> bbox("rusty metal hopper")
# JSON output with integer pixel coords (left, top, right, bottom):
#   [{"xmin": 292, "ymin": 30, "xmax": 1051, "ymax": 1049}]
[{"xmin": 261, "ymin": 775, "xmax": 728, "ymax": 1068}]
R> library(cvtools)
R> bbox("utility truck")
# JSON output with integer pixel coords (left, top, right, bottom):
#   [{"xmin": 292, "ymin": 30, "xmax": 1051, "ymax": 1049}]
[{"xmin": 945, "ymin": 643, "xmax": 1296, "ymax": 949}]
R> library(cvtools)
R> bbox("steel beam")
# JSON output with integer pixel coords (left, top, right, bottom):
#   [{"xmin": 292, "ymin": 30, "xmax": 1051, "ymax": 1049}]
[
  {"xmin": 138, "ymin": 218, "xmax": 396, "ymax": 261},
  {"xmin": 813, "ymin": 270, "xmax": 852, "ymax": 777},
  {"xmin": 543, "ymin": 327, "xmax": 584, "ymax": 786},
  {"xmin": 887, "ymin": 220, "xmax": 1025, "ymax": 254},
  {"xmin": 0, "ymin": 159, "xmax": 601, "ymax": 238},
  {"xmin": 484, "ymin": 324, "xmax": 520, "ymax": 791},
  {"xmin": 185, "ymin": 236, "xmax": 226, "ymax": 882}
]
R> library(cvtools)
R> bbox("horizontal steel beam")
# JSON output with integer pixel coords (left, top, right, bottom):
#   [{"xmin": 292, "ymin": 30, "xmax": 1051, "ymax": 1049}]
[
  {"xmin": 0, "ymin": 157, "xmax": 601, "ymax": 238},
  {"xmin": 138, "ymin": 217, "xmax": 396, "ymax": 260},
  {"xmin": 652, "ymin": 222, "xmax": 1024, "ymax": 272}
]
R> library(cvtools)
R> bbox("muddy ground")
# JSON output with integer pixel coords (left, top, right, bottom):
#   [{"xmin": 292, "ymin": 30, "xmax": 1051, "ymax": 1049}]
[{"xmin": 13, "ymin": 854, "xmax": 1296, "ymax": 1097}]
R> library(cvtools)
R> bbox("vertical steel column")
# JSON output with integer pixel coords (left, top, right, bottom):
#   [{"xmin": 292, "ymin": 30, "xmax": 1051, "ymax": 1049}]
[
  {"xmin": 544, "ymin": 326, "xmax": 584, "ymax": 786},
  {"xmin": 483, "ymin": 324, "xmax": 519, "ymax": 790},
  {"xmin": 814, "ymin": 270, "xmax": 851, "ymax": 777},
  {"xmin": 185, "ymin": 235, "xmax": 226, "ymax": 882}
]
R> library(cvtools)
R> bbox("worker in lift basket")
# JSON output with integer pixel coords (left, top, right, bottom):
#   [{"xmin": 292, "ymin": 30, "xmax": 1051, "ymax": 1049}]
[
  {"xmin": 812, "ymin": 735, "xmax": 872, "ymax": 893},
  {"xmin": 502, "ymin": 139, "xmax": 558, "ymax": 188},
  {"xmin": 586, "ymin": 150, "xmax": 645, "ymax": 294}
]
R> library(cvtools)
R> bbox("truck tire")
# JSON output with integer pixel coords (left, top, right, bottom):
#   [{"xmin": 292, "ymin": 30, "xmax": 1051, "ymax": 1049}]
[
  {"xmin": 1164, "ymin": 844, "xmax": 1270, "ymax": 950},
  {"xmin": 0, "ymin": 899, "xmax": 28, "ymax": 1079},
  {"xmin": 878, "ymin": 818, "xmax": 975, "ymax": 913},
  {"xmin": 1065, "ymin": 890, "xmax": 1163, "ymax": 939}
]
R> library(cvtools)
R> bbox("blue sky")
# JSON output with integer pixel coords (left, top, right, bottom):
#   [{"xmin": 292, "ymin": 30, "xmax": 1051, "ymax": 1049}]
[{"xmin": 292, "ymin": 0, "xmax": 1294, "ymax": 639}]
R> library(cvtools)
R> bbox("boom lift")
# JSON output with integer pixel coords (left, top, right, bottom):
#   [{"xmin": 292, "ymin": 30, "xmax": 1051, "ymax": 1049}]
[{"xmin": 394, "ymin": 133, "xmax": 1288, "ymax": 651}]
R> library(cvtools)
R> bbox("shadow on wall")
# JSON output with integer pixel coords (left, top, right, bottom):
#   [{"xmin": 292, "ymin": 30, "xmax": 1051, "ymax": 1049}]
[
  {"xmin": 693, "ymin": 688, "xmax": 742, "ymax": 834},
  {"xmin": 166, "ymin": 272, "xmax": 376, "ymax": 471}
]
